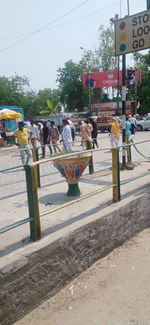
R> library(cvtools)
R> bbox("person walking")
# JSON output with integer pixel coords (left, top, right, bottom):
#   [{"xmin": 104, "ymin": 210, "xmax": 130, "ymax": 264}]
[
  {"xmin": 42, "ymin": 122, "xmax": 53, "ymax": 158},
  {"xmin": 80, "ymin": 121, "xmax": 85, "ymax": 147},
  {"xmin": 125, "ymin": 116, "xmax": 131, "ymax": 141},
  {"xmin": 61, "ymin": 119, "xmax": 74, "ymax": 152},
  {"xmin": 67, "ymin": 118, "xmax": 76, "ymax": 142},
  {"xmin": 37, "ymin": 122, "xmax": 43, "ymax": 146},
  {"xmin": 109, "ymin": 118, "xmax": 120, "ymax": 148},
  {"xmin": 128, "ymin": 114, "xmax": 137, "ymax": 134},
  {"xmin": 28, "ymin": 120, "xmax": 39, "ymax": 148},
  {"xmin": 80, "ymin": 119, "xmax": 93, "ymax": 149},
  {"xmin": 49, "ymin": 121, "xmax": 61, "ymax": 153},
  {"xmin": 89, "ymin": 117, "xmax": 99, "ymax": 148},
  {"xmin": 12, "ymin": 121, "xmax": 32, "ymax": 165}
]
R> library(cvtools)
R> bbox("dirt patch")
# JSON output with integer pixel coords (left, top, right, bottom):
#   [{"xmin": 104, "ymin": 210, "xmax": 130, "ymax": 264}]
[{"xmin": 15, "ymin": 228, "xmax": 150, "ymax": 325}]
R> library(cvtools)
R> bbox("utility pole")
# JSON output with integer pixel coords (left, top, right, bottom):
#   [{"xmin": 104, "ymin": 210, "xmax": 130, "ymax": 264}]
[
  {"xmin": 121, "ymin": 0, "xmax": 130, "ymax": 168},
  {"xmin": 122, "ymin": 55, "xmax": 126, "ymax": 168},
  {"xmin": 127, "ymin": 0, "xmax": 130, "ymax": 15},
  {"xmin": 147, "ymin": 0, "xmax": 150, "ymax": 9},
  {"xmin": 110, "ymin": 14, "xmax": 119, "ymax": 115},
  {"xmin": 80, "ymin": 47, "xmax": 92, "ymax": 115}
]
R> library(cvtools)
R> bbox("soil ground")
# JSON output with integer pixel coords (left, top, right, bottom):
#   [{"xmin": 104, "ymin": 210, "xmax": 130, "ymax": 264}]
[{"xmin": 14, "ymin": 228, "xmax": 150, "ymax": 325}]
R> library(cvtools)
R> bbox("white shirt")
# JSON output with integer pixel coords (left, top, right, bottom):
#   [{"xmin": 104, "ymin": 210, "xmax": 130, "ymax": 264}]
[
  {"xmin": 62, "ymin": 125, "xmax": 73, "ymax": 151},
  {"xmin": 28, "ymin": 124, "xmax": 39, "ymax": 139},
  {"xmin": 129, "ymin": 117, "xmax": 137, "ymax": 126},
  {"xmin": 68, "ymin": 120, "xmax": 75, "ymax": 131}
]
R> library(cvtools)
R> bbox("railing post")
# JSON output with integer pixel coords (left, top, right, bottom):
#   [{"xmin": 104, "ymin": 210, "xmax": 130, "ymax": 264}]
[
  {"xmin": 112, "ymin": 148, "xmax": 121, "ymax": 202},
  {"xmin": 31, "ymin": 148, "xmax": 41, "ymax": 187},
  {"xmin": 25, "ymin": 165, "xmax": 41, "ymax": 241},
  {"xmin": 126, "ymin": 136, "xmax": 132, "ymax": 164},
  {"xmin": 86, "ymin": 140, "xmax": 94, "ymax": 174}
]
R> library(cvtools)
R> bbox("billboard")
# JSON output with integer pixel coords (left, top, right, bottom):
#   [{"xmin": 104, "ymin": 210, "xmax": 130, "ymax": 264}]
[
  {"xmin": 115, "ymin": 9, "xmax": 150, "ymax": 55},
  {"xmin": 81, "ymin": 69, "xmax": 142, "ymax": 88}
]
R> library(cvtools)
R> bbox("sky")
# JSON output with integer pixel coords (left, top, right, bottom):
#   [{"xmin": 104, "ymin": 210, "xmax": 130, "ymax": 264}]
[{"xmin": 0, "ymin": 0, "xmax": 147, "ymax": 91}]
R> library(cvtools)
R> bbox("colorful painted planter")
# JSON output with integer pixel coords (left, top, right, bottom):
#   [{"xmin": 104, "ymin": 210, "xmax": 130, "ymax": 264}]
[{"xmin": 53, "ymin": 152, "xmax": 91, "ymax": 196}]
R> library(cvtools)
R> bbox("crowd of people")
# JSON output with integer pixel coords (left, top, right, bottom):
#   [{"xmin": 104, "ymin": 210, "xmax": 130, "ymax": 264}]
[
  {"xmin": 0, "ymin": 114, "xmax": 138, "ymax": 166},
  {"xmin": 11, "ymin": 118, "xmax": 77, "ymax": 166}
]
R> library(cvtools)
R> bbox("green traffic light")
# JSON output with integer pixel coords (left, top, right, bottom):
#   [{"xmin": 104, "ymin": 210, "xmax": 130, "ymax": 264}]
[{"xmin": 120, "ymin": 44, "xmax": 126, "ymax": 52}]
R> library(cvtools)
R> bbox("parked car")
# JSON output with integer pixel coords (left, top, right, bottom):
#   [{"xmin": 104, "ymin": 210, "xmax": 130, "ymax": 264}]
[{"xmin": 137, "ymin": 116, "xmax": 150, "ymax": 131}]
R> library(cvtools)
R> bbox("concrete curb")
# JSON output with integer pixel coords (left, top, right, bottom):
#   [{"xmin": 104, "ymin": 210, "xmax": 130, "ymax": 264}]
[{"xmin": 0, "ymin": 187, "xmax": 150, "ymax": 325}]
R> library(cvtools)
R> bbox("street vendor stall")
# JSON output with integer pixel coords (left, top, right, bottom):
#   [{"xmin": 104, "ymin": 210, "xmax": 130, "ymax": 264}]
[{"xmin": 0, "ymin": 109, "xmax": 22, "ymax": 145}]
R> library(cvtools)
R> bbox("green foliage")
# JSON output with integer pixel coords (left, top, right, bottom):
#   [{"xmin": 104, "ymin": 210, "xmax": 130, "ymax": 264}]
[
  {"xmin": 57, "ymin": 60, "xmax": 86, "ymax": 111},
  {"xmin": 40, "ymin": 98, "xmax": 61, "ymax": 116},
  {"xmin": 36, "ymin": 88, "xmax": 60, "ymax": 110},
  {"xmin": 133, "ymin": 50, "xmax": 150, "ymax": 114},
  {"xmin": 0, "ymin": 75, "xmax": 29, "ymax": 107},
  {"xmin": 96, "ymin": 25, "xmax": 118, "ymax": 71},
  {"xmin": 0, "ymin": 74, "xmax": 60, "ymax": 119}
]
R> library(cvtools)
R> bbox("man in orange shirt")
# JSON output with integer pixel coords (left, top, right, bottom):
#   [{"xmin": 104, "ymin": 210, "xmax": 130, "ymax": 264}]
[{"xmin": 13, "ymin": 121, "xmax": 32, "ymax": 165}]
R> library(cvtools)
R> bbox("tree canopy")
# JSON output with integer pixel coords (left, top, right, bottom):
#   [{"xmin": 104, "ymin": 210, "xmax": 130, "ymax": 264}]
[
  {"xmin": 0, "ymin": 75, "xmax": 60, "ymax": 119},
  {"xmin": 133, "ymin": 50, "xmax": 150, "ymax": 114}
]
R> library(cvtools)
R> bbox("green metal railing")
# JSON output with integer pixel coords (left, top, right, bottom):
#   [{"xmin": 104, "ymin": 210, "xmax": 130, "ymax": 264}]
[
  {"xmin": 0, "ymin": 139, "xmax": 149, "ymax": 241},
  {"xmin": 0, "ymin": 146, "xmax": 118, "ymax": 241}
]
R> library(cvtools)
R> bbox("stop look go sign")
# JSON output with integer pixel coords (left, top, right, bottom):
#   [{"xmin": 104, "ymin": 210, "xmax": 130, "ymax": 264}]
[{"xmin": 115, "ymin": 9, "xmax": 150, "ymax": 55}]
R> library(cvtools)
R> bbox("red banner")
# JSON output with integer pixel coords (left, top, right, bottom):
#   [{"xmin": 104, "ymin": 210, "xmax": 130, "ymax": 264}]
[{"xmin": 81, "ymin": 69, "xmax": 142, "ymax": 88}]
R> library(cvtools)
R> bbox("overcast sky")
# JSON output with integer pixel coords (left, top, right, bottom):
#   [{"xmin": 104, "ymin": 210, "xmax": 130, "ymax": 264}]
[{"xmin": 0, "ymin": 0, "xmax": 147, "ymax": 91}]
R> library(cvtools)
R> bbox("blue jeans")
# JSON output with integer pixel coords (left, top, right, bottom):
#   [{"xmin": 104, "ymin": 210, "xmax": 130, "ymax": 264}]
[{"xmin": 19, "ymin": 145, "xmax": 32, "ymax": 165}]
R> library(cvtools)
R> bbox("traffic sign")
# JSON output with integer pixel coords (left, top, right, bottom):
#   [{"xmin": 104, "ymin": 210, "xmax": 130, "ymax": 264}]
[{"xmin": 115, "ymin": 9, "xmax": 150, "ymax": 56}]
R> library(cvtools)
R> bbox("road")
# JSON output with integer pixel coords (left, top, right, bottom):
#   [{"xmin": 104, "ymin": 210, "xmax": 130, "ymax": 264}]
[{"xmin": 14, "ymin": 228, "xmax": 150, "ymax": 325}]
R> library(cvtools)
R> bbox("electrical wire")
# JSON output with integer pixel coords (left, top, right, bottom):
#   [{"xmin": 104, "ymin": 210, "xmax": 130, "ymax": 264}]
[
  {"xmin": 0, "ymin": 0, "xmax": 125, "ymax": 54},
  {"xmin": 43, "ymin": 0, "xmax": 120, "ymax": 33},
  {"xmin": 0, "ymin": 0, "xmax": 90, "ymax": 54}
]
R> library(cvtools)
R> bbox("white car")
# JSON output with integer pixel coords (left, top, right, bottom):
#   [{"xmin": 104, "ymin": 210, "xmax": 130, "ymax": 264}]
[{"xmin": 137, "ymin": 116, "xmax": 150, "ymax": 131}]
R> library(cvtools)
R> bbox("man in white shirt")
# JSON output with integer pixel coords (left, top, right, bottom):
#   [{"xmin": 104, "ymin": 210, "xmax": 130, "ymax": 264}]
[
  {"xmin": 28, "ymin": 120, "xmax": 39, "ymax": 147},
  {"xmin": 128, "ymin": 115, "xmax": 137, "ymax": 134},
  {"xmin": 62, "ymin": 119, "xmax": 74, "ymax": 152},
  {"xmin": 67, "ymin": 118, "xmax": 76, "ymax": 142}
]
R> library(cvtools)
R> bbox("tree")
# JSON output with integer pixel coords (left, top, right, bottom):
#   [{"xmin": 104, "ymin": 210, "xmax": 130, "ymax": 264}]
[
  {"xmin": 0, "ymin": 74, "xmax": 61, "ymax": 118},
  {"xmin": 133, "ymin": 51, "xmax": 150, "ymax": 114},
  {"xmin": 40, "ymin": 99, "xmax": 61, "ymax": 115},
  {"xmin": 36, "ymin": 88, "xmax": 60, "ymax": 110},
  {"xmin": 57, "ymin": 60, "xmax": 86, "ymax": 111},
  {"xmin": 0, "ymin": 74, "xmax": 30, "ymax": 107},
  {"xmin": 96, "ymin": 25, "xmax": 118, "ymax": 71}
]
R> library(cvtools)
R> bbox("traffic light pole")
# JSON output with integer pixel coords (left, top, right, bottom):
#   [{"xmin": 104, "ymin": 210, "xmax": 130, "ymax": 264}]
[
  {"xmin": 122, "ymin": 54, "xmax": 126, "ymax": 168},
  {"xmin": 88, "ymin": 73, "xmax": 92, "ymax": 115}
]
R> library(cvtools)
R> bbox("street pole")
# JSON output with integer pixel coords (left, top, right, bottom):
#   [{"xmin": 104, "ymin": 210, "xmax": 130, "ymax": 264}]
[
  {"xmin": 121, "ymin": 0, "xmax": 129, "ymax": 168},
  {"xmin": 147, "ymin": 0, "xmax": 150, "ymax": 9},
  {"xmin": 117, "ymin": 57, "xmax": 120, "ymax": 115},
  {"xmin": 127, "ymin": 0, "xmax": 130, "ymax": 15},
  {"xmin": 135, "ymin": 70, "xmax": 138, "ymax": 116},
  {"xmin": 88, "ymin": 86, "xmax": 92, "ymax": 116},
  {"xmin": 80, "ymin": 46, "xmax": 92, "ymax": 116},
  {"xmin": 122, "ymin": 54, "xmax": 126, "ymax": 168}
]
